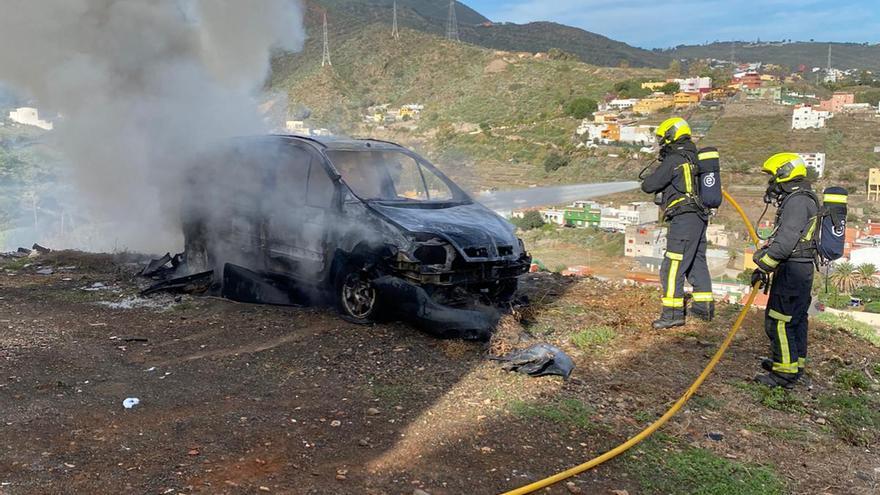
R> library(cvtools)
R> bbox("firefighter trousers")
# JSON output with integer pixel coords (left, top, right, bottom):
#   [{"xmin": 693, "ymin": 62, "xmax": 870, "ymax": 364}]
[
  {"xmin": 765, "ymin": 261, "xmax": 813, "ymax": 377},
  {"xmin": 658, "ymin": 212, "xmax": 713, "ymax": 320}
]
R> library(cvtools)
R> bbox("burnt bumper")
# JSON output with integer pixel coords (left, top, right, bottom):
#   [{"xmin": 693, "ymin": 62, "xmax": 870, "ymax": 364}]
[{"xmin": 373, "ymin": 275, "xmax": 499, "ymax": 341}]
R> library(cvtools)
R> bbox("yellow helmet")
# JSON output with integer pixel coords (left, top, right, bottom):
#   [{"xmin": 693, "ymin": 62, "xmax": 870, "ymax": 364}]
[
  {"xmin": 762, "ymin": 153, "xmax": 808, "ymax": 183},
  {"xmin": 654, "ymin": 117, "xmax": 691, "ymax": 145}
]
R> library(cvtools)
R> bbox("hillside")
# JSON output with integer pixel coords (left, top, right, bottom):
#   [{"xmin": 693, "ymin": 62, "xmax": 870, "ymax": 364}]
[
  {"xmin": 668, "ymin": 41, "xmax": 880, "ymax": 71},
  {"xmin": 306, "ymin": 0, "xmax": 669, "ymax": 68},
  {"xmin": 270, "ymin": 23, "xmax": 664, "ymax": 189}
]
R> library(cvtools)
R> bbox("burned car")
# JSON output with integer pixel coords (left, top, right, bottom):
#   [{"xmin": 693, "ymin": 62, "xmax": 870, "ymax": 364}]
[{"xmin": 179, "ymin": 135, "xmax": 531, "ymax": 338}]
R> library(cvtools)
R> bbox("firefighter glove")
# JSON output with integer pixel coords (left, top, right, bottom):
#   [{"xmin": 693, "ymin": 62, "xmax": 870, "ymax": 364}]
[{"xmin": 750, "ymin": 269, "xmax": 770, "ymax": 294}]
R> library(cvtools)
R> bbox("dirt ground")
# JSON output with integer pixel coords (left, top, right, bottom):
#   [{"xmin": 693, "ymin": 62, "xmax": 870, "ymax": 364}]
[{"xmin": 1, "ymin": 251, "xmax": 879, "ymax": 495}]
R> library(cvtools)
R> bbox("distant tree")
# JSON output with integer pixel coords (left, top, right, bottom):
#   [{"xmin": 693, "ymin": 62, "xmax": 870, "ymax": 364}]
[
  {"xmin": 511, "ymin": 210, "xmax": 545, "ymax": 231},
  {"xmin": 613, "ymin": 79, "xmax": 650, "ymax": 99},
  {"xmin": 805, "ymin": 166, "xmax": 820, "ymax": 182},
  {"xmin": 547, "ymin": 48, "xmax": 578, "ymax": 61},
  {"xmin": 831, "ymin": 261, "xmax": 859, "ymax": 293},
  {"xmin": 479, "ymin": 122, "xmax": 492, "ymax": 135},
  {"xmin": 858, "ymin": 263, "xmax": 877, "ymax": 287},
  {"xmin": 659, "ymin": 82, "xmax": 680, "ymax": 94},
  {"xmin": 737, "ymin": 270, "xmax": 752, "ymax": 285},
  {"xmin": 543, "ymin": 152, "xmax": 570, "ymax": 172},
  {"xmin": 619, "ymin": 59, "xmax": 630, "ymax": 69},
  {"xmin": 667, "ymin": 59, "xmax": 682, "ymax": 78},
  {"xmin": 564, "ymin": 97, "xmax": 598, "ymax": 119},
  {"xmin": 857, "ymin": 89, "xmax": 880, "ymax": 106}
]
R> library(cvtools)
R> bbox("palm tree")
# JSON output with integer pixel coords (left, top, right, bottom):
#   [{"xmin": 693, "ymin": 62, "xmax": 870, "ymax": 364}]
[
  {"xmin": 831, "ymin": 262, "xmax": 859, "ymax": 294},
  {"xmin": 857, "ymin": 263, "xmax": 877, "ymax": 288}
]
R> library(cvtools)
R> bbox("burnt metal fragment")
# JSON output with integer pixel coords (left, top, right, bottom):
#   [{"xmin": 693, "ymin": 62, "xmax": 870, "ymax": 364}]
[
  {"xmin": 140, "ymin": 270, "xmax": 214, "ymax": 296},
  {"xmin": 491, "ymin": 343, "xmax": 575, "ymax": 379}
]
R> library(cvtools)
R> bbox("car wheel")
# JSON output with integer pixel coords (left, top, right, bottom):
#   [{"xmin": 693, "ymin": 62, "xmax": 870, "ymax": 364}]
[{"xmin": 336, "ymin": 264, "xmax": 380, "ymax": 324}]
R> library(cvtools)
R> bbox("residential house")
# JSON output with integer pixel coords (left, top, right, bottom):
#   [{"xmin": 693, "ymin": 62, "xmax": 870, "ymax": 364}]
[
  {"xmin": 673, "ymin": 77, "xmax": 712, "ymax": 94},
  {"xmin": 539, "ymin": 208, "xmax": 566, "ymax": 226},
  {"xmin": 791, "ymin": 105, "xmax": 831, "ymax": 130},
  {"xmin": 624, "ymin": 224, "xmax": 667, "ymax": 258},
  {"xmin": 641, "ymin": 81, "xmax": 668, "ymax": 91},
  {"xmin": 706, "ymin": 224, "xmax": 731, "ymax": 247},
  {"xmin": 869, "ymin": 169, "xmax": 880, "ymax": 201},
  {"xmin": 619, "ymin": 125, "xmax": 655, "ymax": 145},
  {"xmin": 600, "ymin": 202, "xmax": 659, "ymax": 232},
  {"xmin": 604, "ymin": 99, "xmax": 639, "ymax": 111},
  {"xmin": 798, "ymin": 152, "xmax": 826, "ymax": 178},
  {"xmin": 8, "ymin": 107, "xmax": 53, "ymax": 130},
  {"xmin": 817, "ymin": 92, "xmax": 854, "ymax": 113},
  {"xmin": 564, "ymin": 205, "xmax": 602, "ymax": 228},
  {"xmin": 633, "ymin": 94, "xmax": 674, "ymax": 114},
  {"xmin": 674, "ymin": 92, "xmax": 700, "ymax": 109}
]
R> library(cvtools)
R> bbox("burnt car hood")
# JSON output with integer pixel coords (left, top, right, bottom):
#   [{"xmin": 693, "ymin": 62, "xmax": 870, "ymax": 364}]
[{"xmin": 368, "ymin": 201, "xmax": 522, "ymax": 262}]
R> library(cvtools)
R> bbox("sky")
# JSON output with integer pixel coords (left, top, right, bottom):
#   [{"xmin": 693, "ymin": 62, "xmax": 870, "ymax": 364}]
[{"xmin": 465, "ymin": 0, "xmax": 880, "ymax": 49}]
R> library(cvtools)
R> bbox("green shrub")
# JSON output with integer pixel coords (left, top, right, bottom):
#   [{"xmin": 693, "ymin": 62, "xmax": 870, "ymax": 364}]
[
  {"xmin": 564, "ymin": 97, "xmax": 598, "ymax": 119},
  {"xmin": 571, "ymin": 325, "xmax": 617, "ymax": 350},
  {"xmin": 510, "ymin": 210, "xmax": 545, "ymax": 231},
  {"xmin": 543, "ymin": 152, "xmax": 570, "ymax": 172},
  {"xmin": 624, "ymin": 437, "xmax": 785, "ymax": 495},
  {"xmin": 510, "ymin": 398, "xmax": 594, "ymax": 429},
  {"xmin": 835, "ymin": 369, "xmax": 871, "ymax": 391},
  {"xmin": 864, "ymin": 301, "xmax": 880, "ymax": 314}
]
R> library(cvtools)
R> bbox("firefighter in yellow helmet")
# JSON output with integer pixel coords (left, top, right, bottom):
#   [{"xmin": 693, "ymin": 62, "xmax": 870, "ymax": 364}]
[
  {"xmin": 641, "ymin": 117, "xmax": 713, "ymax": 329},
  {"xmin": 751, "ymin": 153, "xmax": 818, "ymax": 388}
]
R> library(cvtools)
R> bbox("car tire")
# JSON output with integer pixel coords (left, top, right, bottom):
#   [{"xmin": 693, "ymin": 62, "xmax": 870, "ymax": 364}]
[{"xmin": 335, "ymin": 262, "xmax": 381, "ymax": 324}]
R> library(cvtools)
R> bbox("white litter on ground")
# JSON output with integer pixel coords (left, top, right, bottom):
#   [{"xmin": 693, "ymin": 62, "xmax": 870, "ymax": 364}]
[
  {"xmin": 98, "ymin": 296, "xmax": 172, "ymax": 310},
  {"xmin": 122, "ymin": 398, "xmax": 140, "ymax": 409}
]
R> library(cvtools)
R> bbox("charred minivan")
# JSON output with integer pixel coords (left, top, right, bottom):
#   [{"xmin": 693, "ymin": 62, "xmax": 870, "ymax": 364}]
[{"xmin": 181, "ymin": 135, "xmax": 531, "ymax": 337}]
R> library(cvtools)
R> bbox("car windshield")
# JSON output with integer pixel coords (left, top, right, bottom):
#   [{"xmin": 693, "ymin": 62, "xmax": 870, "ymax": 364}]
[{"xmin": 326, "ymin": 150, "xmax": 460, "ymax": 203}]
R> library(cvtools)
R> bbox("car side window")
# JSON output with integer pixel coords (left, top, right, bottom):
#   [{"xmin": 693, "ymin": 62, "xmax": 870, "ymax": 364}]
[
  {"xmin": 274, "ymin": 145, "xmax": 311, "ymax": 205},
  {"xmin": 306, "ymin": 160, "xmax": 337, "ymax": 209}
]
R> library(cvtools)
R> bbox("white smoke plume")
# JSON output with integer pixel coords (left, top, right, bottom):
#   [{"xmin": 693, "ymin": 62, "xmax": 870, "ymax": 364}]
[{"xmin": 0, "ymin": 0, "xmax": 305, "ymax": 252}]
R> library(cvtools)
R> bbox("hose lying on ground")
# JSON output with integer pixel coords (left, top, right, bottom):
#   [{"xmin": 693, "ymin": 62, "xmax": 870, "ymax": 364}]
[{"xmin": 499, "ymin": 190, "xmax": 759, "ymax": 495}]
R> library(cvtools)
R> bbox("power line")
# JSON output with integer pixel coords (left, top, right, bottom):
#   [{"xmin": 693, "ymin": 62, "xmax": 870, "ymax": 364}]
[
  {"xmin": 446, "ymin": 0, "xmax": 459, "ymax": 42},
  {"xmin": 321, "ymin": 12, "xmax": 332, "ymax": 67},
  {"xmin": 392, "ymin": 0, "xmax": 399, "ymax": 39}
]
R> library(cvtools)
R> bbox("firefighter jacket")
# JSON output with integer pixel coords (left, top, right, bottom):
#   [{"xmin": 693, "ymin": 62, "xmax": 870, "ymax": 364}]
[
  {"xmin": 640, "ymin": 138, "xmax": 704, "ymax": 219},
  {"xmin": 754, "ymin": 181, "xmax": 819, "ymax": 272}
]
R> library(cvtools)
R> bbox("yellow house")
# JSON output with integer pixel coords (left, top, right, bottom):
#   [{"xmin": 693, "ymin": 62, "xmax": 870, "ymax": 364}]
[
  {"xmin": 674, "ymin": 92, "xmax": 700, "ymax": 109},
  {"xmin": 760, "ymin": 74, "xmax": 778, "ymax": 82},
  {"xmin": 641, "ymin": 81, "xmax": 668, "ymax": 91},
  {"xmin": 633, "ymin": 95, "xmax": 674, "ymax": 114},
  {"xmin": 742, "ymin": 248, "xmax": 758, "ymax": 271},
  {"xmin": 869, "ymin": 168, "xmax": 880, "ymax": 201}
]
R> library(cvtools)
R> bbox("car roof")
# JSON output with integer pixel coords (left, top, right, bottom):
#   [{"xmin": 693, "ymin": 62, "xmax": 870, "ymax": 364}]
[{"xmin": 270, "ymin": 134, "xmax": 405, "ymax": 152}]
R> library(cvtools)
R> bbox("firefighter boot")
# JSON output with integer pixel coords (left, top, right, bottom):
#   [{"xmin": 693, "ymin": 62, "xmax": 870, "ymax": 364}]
[
  {"xmin": 754, "ymin": 371, "xmax": 797, "ymax": 390},
  {"xmin": 652, "ymin": 307, "xmax": 685, "ymax": 329},
  {"xmin": 691, "ymin": 301, "xmax": 715, "ymax": 322}
]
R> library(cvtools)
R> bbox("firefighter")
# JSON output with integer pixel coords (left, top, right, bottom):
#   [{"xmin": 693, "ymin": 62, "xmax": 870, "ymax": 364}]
[
  {"xmin": 751, "ymin": 153, "xmax": 818, "ymax": 389},
  {"xmin": 641, "ymin": 117, "xmax": 713, "ymax": 329}
]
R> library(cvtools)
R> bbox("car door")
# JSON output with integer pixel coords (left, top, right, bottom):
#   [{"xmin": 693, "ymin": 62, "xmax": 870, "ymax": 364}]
[{"xmin": 264, "ymin": 144, "xmax": 337, "ymax": 281}]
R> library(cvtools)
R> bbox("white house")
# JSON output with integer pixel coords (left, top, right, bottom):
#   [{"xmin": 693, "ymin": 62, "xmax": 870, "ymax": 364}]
[
  {"xmin": 624, "ymin": 224, "xmax": 667, "ymax": 258},
  {"xmin": 799, "ymin": 152, "xmax": 826, "ymax": 178},
  {"xmin": 619, "ymin": 125, "xmax": 655, "ymax": 145},
  {"xmin": 850, "ymin": 247, "xmax": 880, "ymax": 267},
  {"xmin": 539, "ymin": 208, "xmax": 566, "ymax": 226},
  {"xmin": 791, "ymin": 105, "xmax": 831, "ymax": 130},
  {"xmin": 8, "ymin": 107, "xmax": 53, "ymax": 130},
  {"xmin": 600, "ymin": 202, "xmax": 659, "ymax": 232},
  {"xmin": 673, "ymin": 77, "xmax": 712, "ymax": 93},
  {"xmin": 604, "ymin": 98, "xmax": 639, "ymax": 111}
]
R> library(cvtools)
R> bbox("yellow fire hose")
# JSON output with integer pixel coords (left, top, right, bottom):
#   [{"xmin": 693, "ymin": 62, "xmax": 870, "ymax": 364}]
[{"xmin": 500, "ymin": 190, "xmax": 760, "ymax": 495}]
